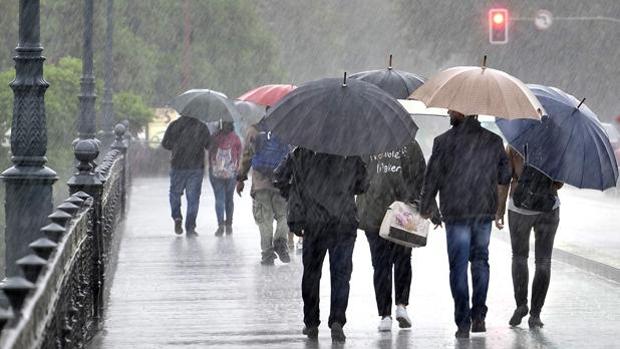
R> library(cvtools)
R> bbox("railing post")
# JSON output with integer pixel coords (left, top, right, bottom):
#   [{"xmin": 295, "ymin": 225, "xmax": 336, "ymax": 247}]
[
  {"xmin": 111, "ymin": 123, "xmax": 128, "ymax": 216},
  {"xmin": 0, "ymin": 0, "xmax": 58, "ymax": 277},
  {"xmin": 77, "ymin": 0, "xmax": 98, "ymax": 143},
  {"xmin": 67, "ymin": 140, "xmax": 104, "ymax": 324}
]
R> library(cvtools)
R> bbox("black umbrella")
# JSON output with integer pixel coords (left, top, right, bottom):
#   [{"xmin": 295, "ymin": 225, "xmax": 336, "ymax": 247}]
[
  {"xmin": 168, "ymin": 89, "xmax": 239, "ymax": 123},
  {"xmin": 350, "ymin": 55, "xmax": 425, "ymax": 99},
  {"xmin": 261, "ymin": 73, "xmax": 418, "ymax": 156}
]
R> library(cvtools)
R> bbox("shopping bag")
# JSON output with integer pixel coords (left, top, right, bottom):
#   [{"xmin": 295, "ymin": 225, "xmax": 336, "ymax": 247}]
[{"xmin": 379, "ymin": 201, "xmax": 429, "ymax": 248}]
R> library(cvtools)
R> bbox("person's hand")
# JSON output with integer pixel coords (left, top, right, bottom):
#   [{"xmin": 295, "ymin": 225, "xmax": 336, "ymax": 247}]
[
  {"xmin": 236, "ymin": 181, "xmax": 244, "ymax": 196},
  {"xmin": 495, "ymin": 213, "xmax": 505, "ymax": 230},
  {"xmin": 433, "ymin": 221, "xmax": 443, "ymax": 230}
]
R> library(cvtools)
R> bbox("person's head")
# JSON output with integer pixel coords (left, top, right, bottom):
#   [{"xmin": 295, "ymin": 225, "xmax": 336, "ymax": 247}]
[
  {"xmin": 448, "ymin": 110, "xmax": 466, "ymax": 126},
  {"xmin": 221, "ymin": 121, "xmax": 234, "ymax": 134}
]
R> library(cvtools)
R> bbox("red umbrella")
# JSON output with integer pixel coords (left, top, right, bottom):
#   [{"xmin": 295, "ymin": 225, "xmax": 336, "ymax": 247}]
[
  {"xmin": 616, "ymin": 114, "xmax": 620, "ymax": 123},
  {"xmin": 238, "ymin": 84, "xmax": 297, "ymax": 107}
]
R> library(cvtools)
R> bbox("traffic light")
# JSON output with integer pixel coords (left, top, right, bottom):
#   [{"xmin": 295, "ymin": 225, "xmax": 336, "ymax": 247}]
[{"xmin": 489, "ymin": 8, "xmax": 508, "ymax": 44}]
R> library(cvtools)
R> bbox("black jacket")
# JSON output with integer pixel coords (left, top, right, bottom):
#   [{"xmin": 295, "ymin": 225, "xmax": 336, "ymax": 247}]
[
  {"xmin": 273, "ymin": 147, "xmax": 369, "ymax": 232},
  {"xmin": 356, "ymin": 140, "xmax": 429, "ymax": 232},
  {"xmin": 420, "ymin": 118, "xmax": 511, "ymax": 223},
  {"xmin": 161, "ymin": 116, "xmax": 211, "ymax": 170}
]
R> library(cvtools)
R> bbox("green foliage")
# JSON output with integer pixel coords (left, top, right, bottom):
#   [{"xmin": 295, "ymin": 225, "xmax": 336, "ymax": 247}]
[{"xmin": 113, "ymin": 91, "xmax": 153, "ymax": 134}]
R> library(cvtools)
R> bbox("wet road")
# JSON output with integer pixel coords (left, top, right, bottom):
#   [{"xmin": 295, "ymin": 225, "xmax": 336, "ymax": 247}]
[{"xmin": 91, "ymin": 177, "xmax": 620, "ymax": 349}]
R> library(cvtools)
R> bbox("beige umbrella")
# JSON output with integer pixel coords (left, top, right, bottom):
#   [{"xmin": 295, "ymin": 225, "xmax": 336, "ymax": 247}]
[{"xmin": 409, "ymin": 58, "xmax": 544, "ymax": 120}]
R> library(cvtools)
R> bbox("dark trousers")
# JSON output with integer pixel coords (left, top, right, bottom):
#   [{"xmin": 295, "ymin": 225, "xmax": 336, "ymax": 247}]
[
  {"xmin": 169, "ymin": 169, "xmax": 204, "ymax": 230},
  {"xmin": 445, "ymin": 219, "xmax": 492, "ymax": 329},
  {"xmin": 302, "ymin": 224, "xmax": 356, "ymax": 328},
  {"xmin": 365, "ymin": 231, "xmax": 412, "ymax": 317},
  {"xmin": 209, "ymin": 175, "xmax": 236, "ymax": 226},
  {"xmin": 508, "ymin": 209, "xmax": 559, "ymax": 316}
]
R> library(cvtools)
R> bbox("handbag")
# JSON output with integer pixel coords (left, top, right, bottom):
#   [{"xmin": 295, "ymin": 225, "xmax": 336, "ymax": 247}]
[{"xmin": 379, "ymin": 201, "xmax": 429, "ymax": 248}]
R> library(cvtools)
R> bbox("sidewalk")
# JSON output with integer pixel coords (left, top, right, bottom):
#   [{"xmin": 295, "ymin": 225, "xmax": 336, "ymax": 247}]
[{"xmin": 91, "ymin": 177, "xmax": 620, "ymax": 349}]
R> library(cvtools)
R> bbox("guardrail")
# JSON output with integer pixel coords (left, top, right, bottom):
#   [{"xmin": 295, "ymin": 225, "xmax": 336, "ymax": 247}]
[{"xmin": 0, "ymin": 124, "xmax": 129, "ymax": 348}]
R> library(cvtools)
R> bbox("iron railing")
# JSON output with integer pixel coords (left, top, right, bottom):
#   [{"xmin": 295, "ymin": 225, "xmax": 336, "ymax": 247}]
[{"xmin": 0, "ymin": 124, "xmax": 129, "ymax": 348}]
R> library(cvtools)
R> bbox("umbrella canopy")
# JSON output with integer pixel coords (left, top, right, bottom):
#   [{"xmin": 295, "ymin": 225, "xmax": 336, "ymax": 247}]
[
  {"xmin": 261, "ymin": 75, "xmax": 418, "ymax": 156},
  {"xmin": 410, "ymin": 63, "xmax": 544, "ymax": 120},
  {"xmin": 169, "ymin": 89, "xmax": 239, "ymax": 123},
  {"xmin": 238, "ymin": 84, "xmax": 297, "ymax": 107},
  {"xmin": 350, "ymin": 67, "xmax": 425, "ymax": 99},
  {"xmin": 234, "ymin": 100, "xmax": 265, "ymax": 125},
  {"xmin": 496, "ymin": 84, "xmax": 619, "ymax": 190}
]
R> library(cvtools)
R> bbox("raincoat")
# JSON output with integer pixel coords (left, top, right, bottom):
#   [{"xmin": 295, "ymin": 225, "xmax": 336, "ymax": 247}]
[
  {"xmin": 356, "ymin": 140, "xmax": 430, "ymax": 232},
  {"xmin": 273, "ymin": 147, "xmax": 369, "ymax": 234},
  {"xmin": 420, "ymin": 117, "xmax": 511, "ymax": 223}
]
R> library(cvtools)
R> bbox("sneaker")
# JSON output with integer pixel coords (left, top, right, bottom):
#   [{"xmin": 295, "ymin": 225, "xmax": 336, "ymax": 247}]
[
  {"xmin": 455, "ymin": 326, "xmax": 470, "ymax": 339},
  {"xmin": 509, "ymin": 305, "xmax": 529, "ymax": 327},
  {"xmin": 260, "ymin": 258, "xmax": 275, "ymax": 266},
  {"xmin": 225, "ymin": 224, "xmax": 233, "ymax": 235},
  {"xmin": 330, "ymin": 322, "xmax": 346, "ymax": 343},
  {"xmin": 274, "ymin": 239, "xmax": 291, "ymax": 263},
  {"xmin": 186, "ymin": 229, "xmax": 199, "ymax": 237},
  {"xmin": 528, "ymin": 315, "xmax": 544, "ymax": 329},
  {"xmin": 395, "ymin": 305, "xmax": 412, "ymax": 328},
  {"xmin": 214, "ymin": 225, "xmax": 224, "ymax": 237},
  {"xmin": 378, "ymin": 316, "xmax": 392, "ymax": 332},
  {"xmin": 302, "ymin": 326, "xmax": 318, "ymax": 340},
  {"xmin": 471, "ymin": 318, "xmax": 486, "ymax": 333},
  {"xmin": 174, "ymin": 219, "xmax": 183, "ymax": 235}
]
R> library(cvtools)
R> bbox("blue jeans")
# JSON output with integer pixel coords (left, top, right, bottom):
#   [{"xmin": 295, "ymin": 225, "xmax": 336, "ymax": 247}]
[
  {"xmin": 445, "ymin": 218, "xmax": 492, "ymax": 328},
  {"xmin": 209, "ymin": 175, "xmax": 236, "ymax": 226},
  {"xmin": 169, "ymin": 169, "xmax": 204, "ymax": 231}
]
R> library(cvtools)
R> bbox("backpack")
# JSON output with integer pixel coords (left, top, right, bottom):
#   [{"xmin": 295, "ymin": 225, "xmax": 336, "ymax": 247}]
[
  {"xmin": 513, "ymin": 165, "xmax": 556, "ymax": 212},
  {"xmin": 251, "ymin": 131, "xmax": 291, "ymax": 177},
  {"xmin": 212, "ymin": 146, "xmax": 237, "ymax": 179}
]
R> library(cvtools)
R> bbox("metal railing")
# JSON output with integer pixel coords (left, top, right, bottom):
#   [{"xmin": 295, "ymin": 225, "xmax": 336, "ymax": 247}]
[{"xmin": 0, "ymin": 124, "xmax": 129, "ymax": 348}]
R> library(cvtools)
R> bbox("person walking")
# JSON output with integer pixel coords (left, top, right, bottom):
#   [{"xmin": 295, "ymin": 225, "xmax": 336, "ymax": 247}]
[
  {"xmin": 357, "ymin": 140, "xmax": 439, "ymax": 332},
  {"xmin": 497, "ymin": 146, "xmax": 562, "ymax": 329},
  {"xmin": 209, "ymin": 121, "xmax": 242, "ymax": 236},
  {"xmin": 274, "ymin": 147, "xmax": 368, "ymax": 343},
  {"xmin": 420, "ymin": 110, "xmax": 511, "ymax": 339},
  {"xmin": 161, "ymin": 115, "xmax": 211, "ymax": 236},
  {"xmin": 237, "ymin": 123, "xmax": 291, "ymax": 265}
]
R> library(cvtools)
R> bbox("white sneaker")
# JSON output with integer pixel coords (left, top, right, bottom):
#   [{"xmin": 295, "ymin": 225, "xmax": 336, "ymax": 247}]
[
  {"xmin": 378, "ymin": 316, "xmax": 392, "ymax": 332},
  {"xmin": 395, "ymin": 305, "xmax": 412, "ymax": 328}
]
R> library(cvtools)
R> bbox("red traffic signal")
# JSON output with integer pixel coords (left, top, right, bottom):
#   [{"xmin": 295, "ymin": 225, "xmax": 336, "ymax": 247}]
[{"xmin": 489, "ymin": 8, "xmax": 509, "ymax": 44}]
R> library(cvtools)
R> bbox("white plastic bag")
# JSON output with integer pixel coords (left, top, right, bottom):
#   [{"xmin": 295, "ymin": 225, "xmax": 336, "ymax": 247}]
[{"xmin": 379, "ymin": 201, "xmax": 429, "ymax": 248}]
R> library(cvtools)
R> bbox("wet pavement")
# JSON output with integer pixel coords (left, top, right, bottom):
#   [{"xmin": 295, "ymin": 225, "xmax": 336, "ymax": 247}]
[{"xmin": 91, "ymin": 177, "xmax": 620, "ymax": 349}]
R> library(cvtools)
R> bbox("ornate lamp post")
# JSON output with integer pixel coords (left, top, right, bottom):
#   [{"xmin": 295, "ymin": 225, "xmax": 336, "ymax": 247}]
[
  {"xmin": 77, "ymin": 0, "xmax": 97, "ymax": 141},
  {"xmin": 101, "ymin": 0, "xmax": 115, "ymax": 147},
  {"xmin": 1, "ymin": 0, "xmax": 58, "ymax": 276}
]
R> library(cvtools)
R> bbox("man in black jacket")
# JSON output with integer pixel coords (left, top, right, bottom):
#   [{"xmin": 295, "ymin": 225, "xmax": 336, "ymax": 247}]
[
  {"xmin": 274, "ymin": 147, "xmax": 368, "ymax": 343},
  {"xmin": 162, "ymin": 115, "xmax": 211, "ymax": 236},
  {"xmin": 420, "ymin": 111, "xmax": 511, "ymax": 338}
]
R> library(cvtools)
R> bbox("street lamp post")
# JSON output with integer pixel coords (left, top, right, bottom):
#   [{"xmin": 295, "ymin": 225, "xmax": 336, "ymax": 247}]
[
  {"xmin": 1, "ymin": 0, "xmax": 58, "ymax": 276},
  {"xmin": 77, "ymin": 0, "xmax": 97, "ymax": 141},
  {"xmin": 101, "ymin": 0, "xmax": 115, "ymax": 147}
]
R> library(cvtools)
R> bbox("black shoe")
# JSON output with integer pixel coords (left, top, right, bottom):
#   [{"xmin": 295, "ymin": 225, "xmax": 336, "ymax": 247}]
[
  {"xmin": 455, "ymin": 325, "xmax": 470, "ymax": 339},
  {"xmin": 471, "ymin": 318, "xmax": 486, "ymax": 333},
  {"xmin": 302, "ymin": 326, "xmax": 318, "ymax": 340},
  {"xmin": 260, "ymin": 253, "xmax": 276, "ymax": 265},
  {"xmin": 528, "ymin": 315, "xmax": 544, "ymax": 329},
  {"xmin": 174, "ymin": 219, "xmax": 183, "ymax": 235},
  {"xmin": 186, "ymin": 229, "xmax": 198, "ymax": 237},
  {"xmin": 509, "ymin": 305, "xmax": 529, "ymax": 327},
  {"xmin": 225, "ymin": 224, "xmax": 233, "ymax": 235},
  {"xmin": 330, "ymin": 322, "xmax": 346, "ymax": 343},
  {"xmin": 274, "ymin": 239, "xmax": 291, "ymax": 263},
  {"xmin": 214, "ymin": 225, "xmax": 224, "ymax": 237}
]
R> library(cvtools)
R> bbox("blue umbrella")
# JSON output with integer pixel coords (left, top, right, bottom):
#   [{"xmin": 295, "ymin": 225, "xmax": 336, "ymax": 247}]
[{"xmin": 496, "ymin": 84, "xmax": 619, "ymax": 190}]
